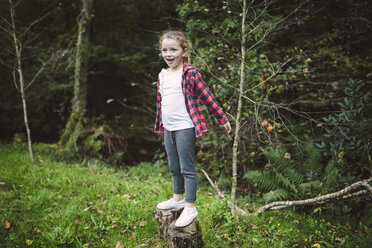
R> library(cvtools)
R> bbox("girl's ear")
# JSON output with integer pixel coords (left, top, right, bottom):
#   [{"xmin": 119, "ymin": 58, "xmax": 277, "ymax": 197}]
[{"xmin": 182, "ymin": 48, "xmax": 189, "ymax": 58}]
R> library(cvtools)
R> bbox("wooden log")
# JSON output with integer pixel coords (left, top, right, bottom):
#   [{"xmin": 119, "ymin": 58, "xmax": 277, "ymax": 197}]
[
  {"xmin": 154, "ymin": 207, "xmax": 183, "ymax": 240},
  {"xmin": 167, "ymin": 219, "xmax": 204, "ymax": 248}
]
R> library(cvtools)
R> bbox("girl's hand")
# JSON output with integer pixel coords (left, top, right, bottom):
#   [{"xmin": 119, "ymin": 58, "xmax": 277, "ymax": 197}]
[{"xmin": 223, "ymin": 121, "xmax": 232, "ymax": 134}]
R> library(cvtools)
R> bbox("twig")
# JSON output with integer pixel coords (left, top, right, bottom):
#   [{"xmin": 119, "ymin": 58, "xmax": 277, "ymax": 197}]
[{"xmin": 201, "ymin": 169, "xmax": 248, "ymax": 216}]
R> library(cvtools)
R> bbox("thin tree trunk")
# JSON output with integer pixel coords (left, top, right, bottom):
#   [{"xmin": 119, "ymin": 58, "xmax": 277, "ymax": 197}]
[
  {"xmin": 231, "ymin": 0, "xmax": 247, "ymax": 216},
  {"xmin": 9, "ymin": 0, "xmax": 34, "ymax": 162},
  {"xmin": 19, "ymin": 64, "xmax": 34, "ymax": 162},
  {"xmin": 59, "ymin": 0, "xmax": 92, "ymax": 148}
]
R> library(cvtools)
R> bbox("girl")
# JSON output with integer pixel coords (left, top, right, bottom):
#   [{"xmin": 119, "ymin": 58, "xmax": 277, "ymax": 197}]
[{"xmin": 154, "ymin": 30, "xmax": 231, "ymax": 227}]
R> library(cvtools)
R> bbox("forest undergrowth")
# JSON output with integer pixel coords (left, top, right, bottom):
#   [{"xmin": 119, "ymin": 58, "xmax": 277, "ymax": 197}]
[{"xmin": 0, "ymin": 143, "xmax": 371, "ymax": 248}]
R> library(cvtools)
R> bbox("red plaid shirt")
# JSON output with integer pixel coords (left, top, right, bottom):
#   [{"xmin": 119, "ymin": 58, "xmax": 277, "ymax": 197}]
[{"xmin": 154, "ymin": 62, "xmax": 228, "ymax": 138}]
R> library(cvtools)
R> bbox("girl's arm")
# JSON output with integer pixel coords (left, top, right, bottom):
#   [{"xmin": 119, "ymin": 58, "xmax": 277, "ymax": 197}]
[{"xmin": 194, "ymin": 69, "xmax": 231, "ymax": 133}]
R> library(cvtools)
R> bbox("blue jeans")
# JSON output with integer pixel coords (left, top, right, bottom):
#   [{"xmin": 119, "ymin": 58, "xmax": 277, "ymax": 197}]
[{"xmin": 164, "ymin": 128, "xmax": 197, "ymax": 203}]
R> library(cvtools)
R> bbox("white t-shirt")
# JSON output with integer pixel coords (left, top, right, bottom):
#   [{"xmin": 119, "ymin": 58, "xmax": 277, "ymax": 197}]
[{"xmin": 159, "ymin": 67, "xmax": 194, "ymax": 131}]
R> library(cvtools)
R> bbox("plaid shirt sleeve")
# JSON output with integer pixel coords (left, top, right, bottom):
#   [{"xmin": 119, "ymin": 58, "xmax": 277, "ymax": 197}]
[
  {"xmin": 154, "ymin": 77, "xmax": 164, "ymax": 133},
  {"xmin": 193, "ymin": 69, "xmax": 228, "ymax": 126}
]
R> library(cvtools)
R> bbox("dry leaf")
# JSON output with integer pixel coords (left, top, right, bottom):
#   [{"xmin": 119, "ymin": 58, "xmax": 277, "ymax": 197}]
[
  {"xmin": 284, "ymin": 153, "xmax": 291, "ymax": 159},
  {"xmin": 25, "ymin": 240, "xmax": 33, "ymax": 245},
  {"xmin": 223, "ymin": 233, "xmax": 229, "ymax": 239},
  {"xmin": 0, "ymin": 182, "xmax": 5, "ymax": 185},
  {"xmin": 97, "ymin": 209, "xmax": 104, "ymax": 214},
  {"xmin": 115, "ymin": 241, "xmax": 124, "ymax": 248},
  {"xmin": 261, "ymin": 120, "xmax": 268, "ymax": 126},
  {"xmin": 130, "ymin": 232, "xmax": 136, "ymax": 240},
  {"xmin": 267, "ymin": 123, "xmax": 273, "ymax": 132},
  {"xmin": 83, "ymin": 206, "xmax": 91, "ymax": 212},
  {"xmin": 124, "ymin": 194, "xmax": 131, "ymax": 199},
  {"xmin": 33, "ymin": 227, "xmax": 41, "ymax": 233},
  {"xmin": 3, "ymin": 219, "xmax": 10, "ymax": 229},
  {"xmin": 139, "ymin": 221, "xmax": 146, "ymax": 227}
]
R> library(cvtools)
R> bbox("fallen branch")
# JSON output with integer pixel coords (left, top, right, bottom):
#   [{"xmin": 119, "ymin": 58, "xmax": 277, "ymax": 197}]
[
  {"xmin": 201, "ymin": 169, "xmax": 248, "ymax": 216},
  {"xmin": 254, "ymin": 177, "xmax": 372, "ymax": 215},
  {"xmin": 362, "ymin": 182, "xmax": 372, "ymax": 195},
  {"xmin": 202, "ymin": 170, "xmax": 371, "ymax": 216}
]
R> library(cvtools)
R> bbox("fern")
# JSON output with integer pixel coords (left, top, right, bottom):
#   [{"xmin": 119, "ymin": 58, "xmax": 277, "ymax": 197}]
[
  {"xmin": 298, "ymin": 180, "xmax": 321, "ymax": 196},
  {"xmin": 324, "ymin": 160, "xmax": 340, "ymax": 188},
  {"xmin": 302, "ymin": 142, "xmax": 323, "ymax": 180},
  {"xmin": 259, "ymin": 170, "xmax": 277, "ymax": 192},
  {"xmin": 244, "ymin": 142, "xmax": 340, "ymax": 203},
  {"xmin": 272, "ymin": 167, "xmax": 298, "ymax": 193},
  {"xmin": 263, "ymin": 188, "xmax": 289, "ymax": 203}
]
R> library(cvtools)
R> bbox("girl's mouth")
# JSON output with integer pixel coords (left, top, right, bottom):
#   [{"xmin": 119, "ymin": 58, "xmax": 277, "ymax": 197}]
[{"xmin": 166, "ymin": 58, "xmax": 175, "ymax": 63}]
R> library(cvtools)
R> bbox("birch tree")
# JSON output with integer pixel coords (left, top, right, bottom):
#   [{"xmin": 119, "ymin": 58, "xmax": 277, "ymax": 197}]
[
  {"xmin": 0, "ymin": 0, "xmax": 51, "ymax": 162},
  {"xmin": 178, "ymin": 0, "xmax": 311, "ymax": 215},
  {"xmin": 231, "ymin": 0, "xmax": 247, "ymax": 217}
]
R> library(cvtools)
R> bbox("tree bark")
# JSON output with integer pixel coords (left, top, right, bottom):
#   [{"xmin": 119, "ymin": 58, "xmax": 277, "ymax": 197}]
[
  {"xmin": 59, "ymin": 0, "xmax": 93, "ymax": 148},
  {"xmin": 155, "ymin": 208, "xmax": 183, "ymax": 240},
  {"xmin": 73, "ymin": 0, "xmax": 92, "ymax": 115},
  {"xmin": 167, "ymin": 220, "xmax": 203, "ymax": 248}
]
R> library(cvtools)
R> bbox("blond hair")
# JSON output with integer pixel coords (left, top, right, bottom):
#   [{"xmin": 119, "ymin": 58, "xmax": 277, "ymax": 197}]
[{"xmin": 159, "ymin": 30, "xmax": 192, "ymax": 64}]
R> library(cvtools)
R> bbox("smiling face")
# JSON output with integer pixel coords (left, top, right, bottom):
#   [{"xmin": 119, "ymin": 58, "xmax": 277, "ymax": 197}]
[{"xmin": 161, "ymin": 38, "xmax": 187, "ymax": 70}]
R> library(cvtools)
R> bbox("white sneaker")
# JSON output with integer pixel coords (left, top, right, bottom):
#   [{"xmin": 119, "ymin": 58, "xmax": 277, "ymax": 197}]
[
  {"xmin": 157, "ymin": 198, "xmax": 186, "ymax": 210},
  {"xmin": 175, "ymin": 206, "xmax": 198, "ymax": 227}
]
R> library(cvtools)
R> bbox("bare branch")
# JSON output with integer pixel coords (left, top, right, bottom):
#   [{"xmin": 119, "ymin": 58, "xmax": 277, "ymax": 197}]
[
  {"xmin": 24, "ymin": 56, "xmax": 52, "ymax": 91},
  {"xmin": 18, "ymin": 10, "xmax": 52, "ymax": 41},
  {"xmin": 12, "ymin": 68, "xmax": 20, "ymax": 92},
  {"xmin": 244, "ymin": 56, "xmax": 294, "ymax": 93}
]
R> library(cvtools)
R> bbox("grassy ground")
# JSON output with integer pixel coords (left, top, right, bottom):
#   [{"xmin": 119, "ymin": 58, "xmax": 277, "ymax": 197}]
[{"xmin": 0, "ymin": 143, "xmax": 371, "ymax": 247}]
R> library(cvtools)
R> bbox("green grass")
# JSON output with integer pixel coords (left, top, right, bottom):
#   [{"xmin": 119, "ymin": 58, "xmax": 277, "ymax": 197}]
[{"xmin": 0, "ymin": 143, "xmax": 371, "ymax": 247}]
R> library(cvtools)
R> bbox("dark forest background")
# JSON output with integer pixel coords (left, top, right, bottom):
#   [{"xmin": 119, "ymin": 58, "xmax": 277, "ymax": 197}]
[{"xmin": 0, "ymin": 0, "xmax": 371, "ymax": 203}]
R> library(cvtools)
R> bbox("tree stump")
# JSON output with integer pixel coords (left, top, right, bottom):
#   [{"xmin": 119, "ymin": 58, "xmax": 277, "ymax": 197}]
[
  {"xmin": 155, "ymin": 207, "xmax": 183, "ymax": 240},
  {"xmin": 167, "ymin": 219, "xmax": 204, "ymax": 248},
  {"xmin": 155, "ymin": 208, "xmax": 204, "ymax": 247}
]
